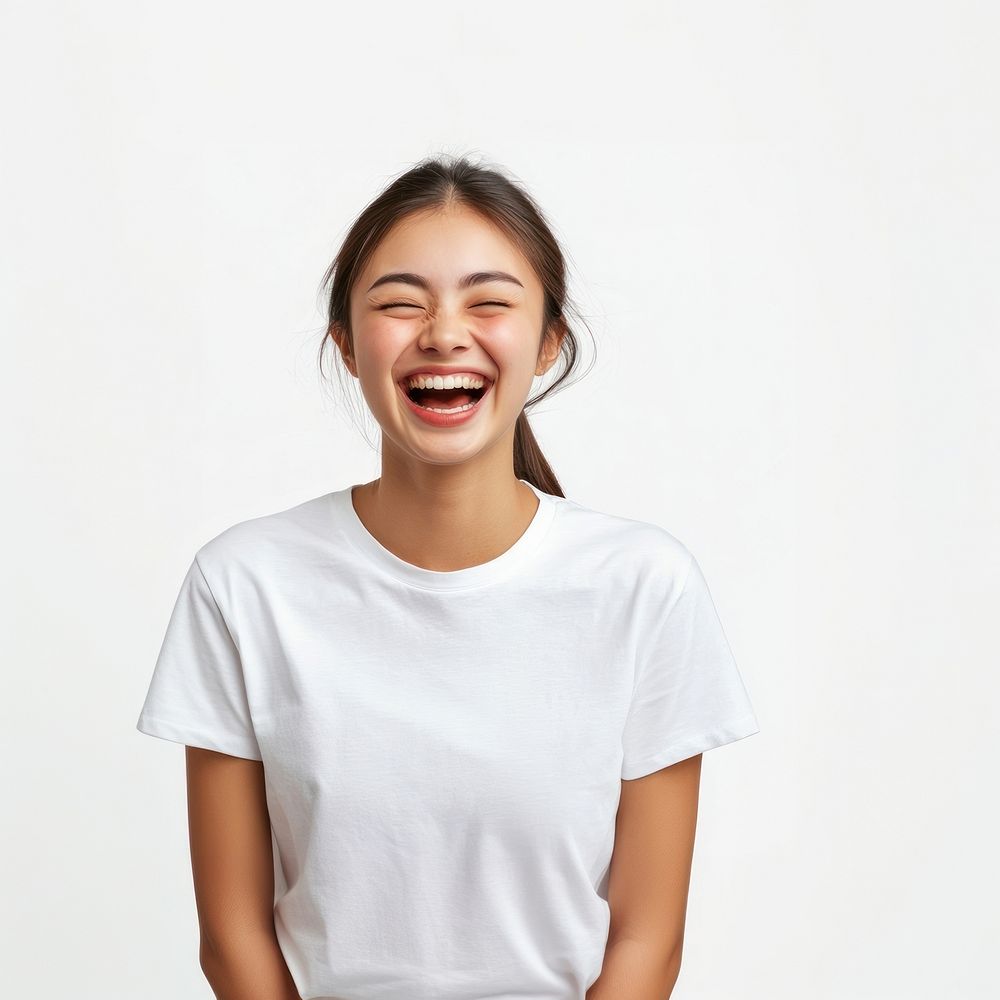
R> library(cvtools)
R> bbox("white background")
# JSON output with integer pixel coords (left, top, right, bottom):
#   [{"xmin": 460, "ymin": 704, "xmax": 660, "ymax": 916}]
[{"xmin": 3, "ymin": 1, "xmax": 997, "ymax": 997}]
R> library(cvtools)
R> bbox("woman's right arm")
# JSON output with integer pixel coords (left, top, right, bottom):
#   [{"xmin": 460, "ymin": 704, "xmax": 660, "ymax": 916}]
[{"xmin": 185, "ymin": 746, "xmax": 301, "ymax": 1000}]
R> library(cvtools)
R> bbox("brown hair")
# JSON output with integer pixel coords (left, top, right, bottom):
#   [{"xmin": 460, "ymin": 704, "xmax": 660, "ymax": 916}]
[{"xmin": 317, "ymin": 153, "xmax": 594, "ymax": 498}]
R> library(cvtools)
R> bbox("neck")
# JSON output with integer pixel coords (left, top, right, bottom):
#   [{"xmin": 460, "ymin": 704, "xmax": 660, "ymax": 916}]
[{"xmin": 350, "ymin": 457, "xmax": 539, "ymax": 573}]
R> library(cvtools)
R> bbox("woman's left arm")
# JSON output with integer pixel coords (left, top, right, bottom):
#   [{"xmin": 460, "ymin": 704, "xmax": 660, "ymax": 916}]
[{"xmin": 585, "ymin": 753, "xmax": 703, "ymax": 1000}]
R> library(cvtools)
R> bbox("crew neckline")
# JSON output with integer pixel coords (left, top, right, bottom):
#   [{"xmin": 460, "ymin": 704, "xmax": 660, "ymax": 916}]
[{"xmin": 330, "ymin": 478, "xmax": 559, "ymax": 592}]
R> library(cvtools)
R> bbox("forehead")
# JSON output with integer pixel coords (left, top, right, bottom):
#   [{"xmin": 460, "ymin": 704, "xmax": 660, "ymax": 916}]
[{"xmin": 358, "ymin": 205, "xmax": 536, "ymax": 291}]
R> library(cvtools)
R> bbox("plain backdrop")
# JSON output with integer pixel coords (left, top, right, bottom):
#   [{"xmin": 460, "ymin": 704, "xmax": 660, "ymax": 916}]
[{"xmin": 2, "ymin": 1, "xmax": 997, "ymax": 997}]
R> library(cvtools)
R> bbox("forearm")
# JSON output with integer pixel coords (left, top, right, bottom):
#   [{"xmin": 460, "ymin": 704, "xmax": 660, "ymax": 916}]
[
  {"xmin": 585, "ymin": 934, "xmax": 682, "ymax": 1000},
  {"xmin": 200, "ymin": 929, "xmax": 301, "ymax": 1000}
]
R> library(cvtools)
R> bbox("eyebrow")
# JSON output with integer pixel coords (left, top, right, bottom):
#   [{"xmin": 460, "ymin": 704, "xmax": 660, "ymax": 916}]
[{"xmin": 366, "ymin": 270, "xmax": 524, "ymax": 294}]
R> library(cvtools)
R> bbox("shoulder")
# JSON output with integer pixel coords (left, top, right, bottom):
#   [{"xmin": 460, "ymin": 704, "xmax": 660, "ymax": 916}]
[
  {"xmin": 552, "ymin": 492, "xmax": 695, "ymax": 593},
  {"xmin": 191, "ymin": 490, "xmax": 336, "ymax": 587}
]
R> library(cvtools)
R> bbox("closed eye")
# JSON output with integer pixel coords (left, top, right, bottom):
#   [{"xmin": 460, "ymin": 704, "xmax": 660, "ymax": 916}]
[{"xmin": 376, "ymin": 301, "xmax": 511, "ymax": 310}]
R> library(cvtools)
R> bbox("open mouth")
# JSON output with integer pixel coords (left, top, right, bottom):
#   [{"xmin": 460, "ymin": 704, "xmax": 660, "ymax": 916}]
[{"xmin": 399, "ymin": 380, "xmax": 491, "ymax": 414}]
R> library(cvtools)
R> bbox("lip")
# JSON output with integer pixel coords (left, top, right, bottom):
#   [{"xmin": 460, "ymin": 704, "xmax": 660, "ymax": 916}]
[{"xmin": 396, "ymin": 376, "xmax": 493, "ymax": 428}]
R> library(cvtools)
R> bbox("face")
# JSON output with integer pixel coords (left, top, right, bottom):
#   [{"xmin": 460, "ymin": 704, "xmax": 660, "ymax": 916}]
[{"xmin": 335, "ymin": 204, "xmax": 563, "ymax": 469}]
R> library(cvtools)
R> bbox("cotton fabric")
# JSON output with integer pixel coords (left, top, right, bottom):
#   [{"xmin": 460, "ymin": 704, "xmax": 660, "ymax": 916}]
[{"xmin": 136, "ymin": 479, "xmax": 760, "ymax": 1000}]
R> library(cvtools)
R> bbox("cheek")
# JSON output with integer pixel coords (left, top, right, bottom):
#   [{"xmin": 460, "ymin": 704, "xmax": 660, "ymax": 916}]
[
  {"xmin": 490, "ymin": 333, "xmax": 543, "ymax": 390},
  {"xmin": 353, "ymin": 327, "xmax": 403, "ymax": 378}
]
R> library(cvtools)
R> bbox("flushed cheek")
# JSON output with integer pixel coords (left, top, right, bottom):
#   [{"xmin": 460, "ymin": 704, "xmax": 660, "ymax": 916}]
[
  {"xmin": 353, "ymin": 366, "xmax": 401, "ymax": 419},
  {"xmin": 493, "ymin": 365, "xmax": 537, "ymax": 403}
]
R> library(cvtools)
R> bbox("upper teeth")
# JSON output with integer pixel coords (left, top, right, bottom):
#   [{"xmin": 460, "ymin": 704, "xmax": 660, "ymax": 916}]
[{"xmin": 405, "ymin": 373, "xmax": 486, "ymax": 390}]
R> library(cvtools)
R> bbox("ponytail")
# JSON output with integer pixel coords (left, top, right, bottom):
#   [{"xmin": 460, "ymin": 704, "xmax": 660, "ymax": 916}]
[{"xmin": 514, "ymin": 412, "xmax": 564, "ymax": 498}]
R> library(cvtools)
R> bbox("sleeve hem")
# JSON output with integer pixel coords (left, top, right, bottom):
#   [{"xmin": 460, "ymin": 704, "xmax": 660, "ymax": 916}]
[
  {"xmin": 621, "ymin": 712, "xmax": 760, "ymax": 780},
  {"xmin": 136, "ymin": 712, "xmax": 263, "ymax": 762}
]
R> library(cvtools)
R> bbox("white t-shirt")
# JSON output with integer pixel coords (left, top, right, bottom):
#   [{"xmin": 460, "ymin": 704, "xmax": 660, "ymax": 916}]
[{"xmin": 136, "ymin": 479, "xmax": 760, "ymax": 1000}]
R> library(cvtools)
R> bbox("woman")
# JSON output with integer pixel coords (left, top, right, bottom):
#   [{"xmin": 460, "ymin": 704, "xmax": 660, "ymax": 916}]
[{"xmin": 136, "ymin": 154, "xmax": 761, "ymax": 1000}]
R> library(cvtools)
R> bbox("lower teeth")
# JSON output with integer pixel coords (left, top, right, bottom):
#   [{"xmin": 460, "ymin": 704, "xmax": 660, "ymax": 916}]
[{"xmin": 419, "ymin": 400, "xmax": 476, "ymax": 414}]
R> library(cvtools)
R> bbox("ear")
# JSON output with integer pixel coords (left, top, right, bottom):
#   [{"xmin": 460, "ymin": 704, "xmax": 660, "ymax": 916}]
[
  {"xmin": 329, "ymin": 322, "xmax": 358, "ymax": 378},
  {"xmin": 535, "ymin": 316, "xmax": 567, "ymax": 377}
]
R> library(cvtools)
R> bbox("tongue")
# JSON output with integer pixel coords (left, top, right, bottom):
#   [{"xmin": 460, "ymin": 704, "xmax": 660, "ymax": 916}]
[{"xmin": 417, "ymin": 388, "xmax": 474, "ymax": 409}]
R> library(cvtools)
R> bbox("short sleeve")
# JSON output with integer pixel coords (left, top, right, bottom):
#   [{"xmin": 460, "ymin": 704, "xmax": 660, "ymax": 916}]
[
  {"xmin": 621, "ymin": 552, "xmax": 760, "ymax": 779},
  {"xmin": 135, "ymin": 554, "xmax": 263, "ymax": 761}
]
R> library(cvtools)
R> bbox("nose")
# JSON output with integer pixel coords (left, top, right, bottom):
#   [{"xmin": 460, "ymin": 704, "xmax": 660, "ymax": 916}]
[{"xmin": 416, "ymin": 308, "xmax": 475, "ymax": 355}]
